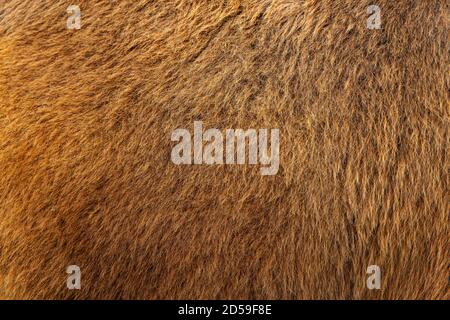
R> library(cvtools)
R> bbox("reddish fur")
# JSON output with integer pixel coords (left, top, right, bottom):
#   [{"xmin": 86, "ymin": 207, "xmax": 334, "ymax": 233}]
[{"xmin": 0, "ymin": 0, "xmax": 448, "ymax": 299}]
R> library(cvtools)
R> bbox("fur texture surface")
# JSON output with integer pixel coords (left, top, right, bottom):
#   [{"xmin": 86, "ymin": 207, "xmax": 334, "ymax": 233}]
[{"xmin": 0, "ymin": 0, "xmax": 448, "ymax": 299}]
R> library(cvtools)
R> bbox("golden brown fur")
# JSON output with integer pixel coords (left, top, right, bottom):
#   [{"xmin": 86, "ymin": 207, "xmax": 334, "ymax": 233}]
[{"xmin": 0, "ymin": 0, "xmax": 448, "ymax": 299}]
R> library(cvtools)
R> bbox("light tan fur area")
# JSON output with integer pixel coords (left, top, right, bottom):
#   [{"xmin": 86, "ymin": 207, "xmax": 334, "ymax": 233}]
[{"xmin": 0, "ymin": 0, "xmax": 448, "ymax": 299}]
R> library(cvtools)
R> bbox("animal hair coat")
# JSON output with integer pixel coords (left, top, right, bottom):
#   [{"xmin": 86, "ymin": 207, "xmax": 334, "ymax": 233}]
[{"xmin": 0, "ymin": 0, "xmax": 448, "ymax": 299}]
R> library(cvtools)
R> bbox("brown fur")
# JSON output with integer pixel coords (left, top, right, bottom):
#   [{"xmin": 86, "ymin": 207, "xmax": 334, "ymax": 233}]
[{"xmin": 0, "ymin": 0, "xmax": 448, "ymax": 299}]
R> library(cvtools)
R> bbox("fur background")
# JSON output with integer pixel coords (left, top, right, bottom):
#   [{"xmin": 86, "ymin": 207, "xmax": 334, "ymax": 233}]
[{"xmin": 0, "ymin": 0, "xmax": 448, "ymax": 299}]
